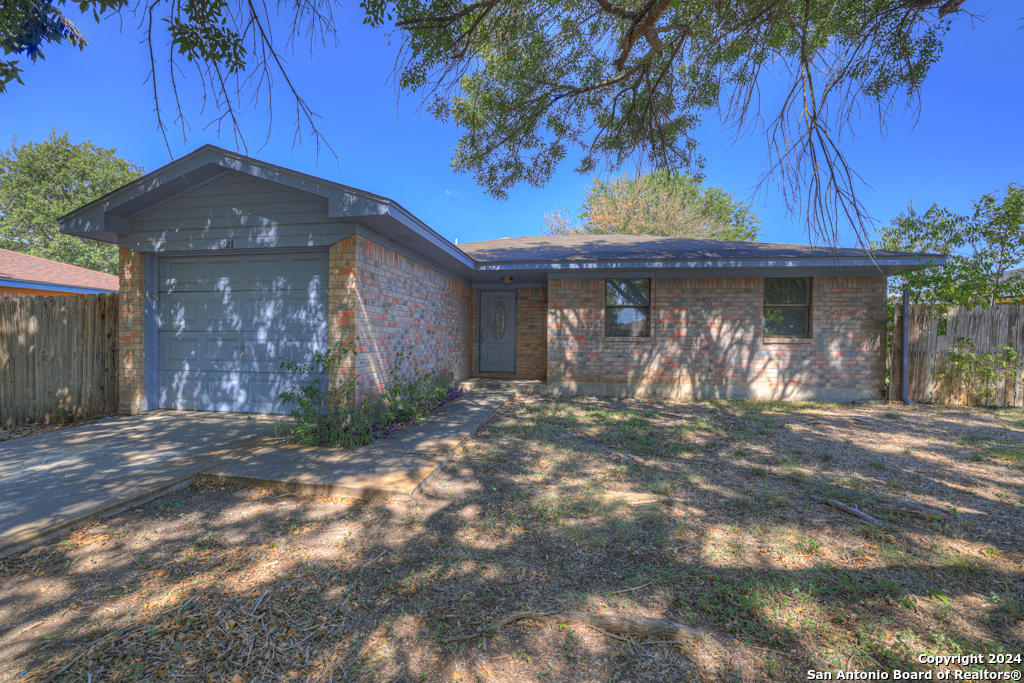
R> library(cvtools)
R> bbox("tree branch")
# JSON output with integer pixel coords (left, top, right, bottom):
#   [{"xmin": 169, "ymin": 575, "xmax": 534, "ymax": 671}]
[{"xmin": 395, "ymin": 0, "xmax": 499, "ymax": 27}]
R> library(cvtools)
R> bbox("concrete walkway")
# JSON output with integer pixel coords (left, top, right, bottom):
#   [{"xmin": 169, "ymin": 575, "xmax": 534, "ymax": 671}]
[
  {"xmin": 200, "ymin": 389, "xmax": 514, "ymax": 498},
  {"xmin": 0, "ymin": 414, "xmax": 277, "ymax": 557}
]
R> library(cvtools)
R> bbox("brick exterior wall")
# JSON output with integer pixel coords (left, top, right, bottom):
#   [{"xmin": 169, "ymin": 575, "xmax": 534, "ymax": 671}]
[
  {"xmin": 337, "ymin": 235, "xmax": 474, "ymax": 402},
  {"xmin": 328, "ymin": 239, "xmax": 358, "ymax": 397},
  {"xmin": 547, "ymin": 276, "xmax": 887, "ymax": 401},
  {"xmin": 118, "ymin": 247, "xmax": 146, "ymax": 414},
  {"xmin": 469, "ymin": 287, "xmax": 548, "ymax": 381},
  {"xmin": 115, "ymin": 236, "xmax": 885, "ymax": 413}
]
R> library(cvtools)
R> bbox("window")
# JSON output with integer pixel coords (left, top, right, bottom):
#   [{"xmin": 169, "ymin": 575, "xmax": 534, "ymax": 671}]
[
  {"xmin": 606, "ymin": 278, "xmax": 650, "ymax": 337},
  {"xmin": 764, "ymin": 277, "xmax": 811, "ymax": 337}
]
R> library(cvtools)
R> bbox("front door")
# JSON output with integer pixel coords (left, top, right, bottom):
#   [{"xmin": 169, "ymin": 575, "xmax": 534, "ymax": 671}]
[{"xmin": 478, "ymin": 291, "xmax": 516, "ymax": 373}]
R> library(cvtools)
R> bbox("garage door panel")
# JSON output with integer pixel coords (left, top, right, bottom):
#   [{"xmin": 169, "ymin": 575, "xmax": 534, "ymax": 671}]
[
  {"xmin": 242, "ymin": 290, "xmax": 326, "ymax": 328},
  {"xmin": 207, "ymin": 301, "xmax": 244, "ymax": 330},
  {"xmin": 160, "ymin": 332, "xmax": 236, "ymax": 367},
  {"xmin": 207, "ymin": 336, "xmax": 245, "ymax": 362},
  {"xmin": 161, "ymin": 259, "xmax": 201, "ymax": 290},
  {"xmin": 158, "ymin": 370, "xmax": 318, "ymax": 413},
  {"xmin": 243, "ymin": 254, "xmax": 328, "ymax": 287},
  {"xmin": 161, "ymin": 293, "xmax": 241, "ymax": 331},
  {"xmin": 164, "ymin": 337, "xmax": 200, "ymax": 363},
  {"xmin": 162, "ymin": 281, "xmax": 325, "ymax": 294},
  {"xmin": 244, "ymin": 334, "xmax": 327, "ymax": 363},
  {"xmin": 160, "ymin": 330, "xmax": 324, "ymax": 369},
  {"xmin": 160, "ymin": 254, "xmax": 326, "ymax": 294},
  {"xmin": 206, "ymin": 258, "xmax": 244, "ymax": 287},
  {"xmin": 159, "ymin": 291, "xmax": 326, "ymax": 332},
  {"xmin": 160, "ymin": 257, "xmax": 244, "ymax": 292},
  {"xmin": 159, "ymin": 371, "xmax": 248, "ymax": 413},
  {"xmin": 158, "ymin": 252, "xmax": 328, "ymax": 414},
  {"xmin": 160, "ymin": 298, "xmax": 203, "ymax": 330}
]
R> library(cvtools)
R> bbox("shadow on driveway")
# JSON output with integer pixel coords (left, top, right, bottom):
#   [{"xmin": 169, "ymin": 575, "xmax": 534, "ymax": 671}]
[{"xmin": 0, "ymin": 413, "xmax": 277, "ymax": 557}]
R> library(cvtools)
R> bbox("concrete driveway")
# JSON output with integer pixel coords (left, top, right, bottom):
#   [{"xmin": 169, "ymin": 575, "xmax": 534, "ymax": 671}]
[{"xmin": 0, "ymin": 413, "xmax": 277, "ymax": 557}]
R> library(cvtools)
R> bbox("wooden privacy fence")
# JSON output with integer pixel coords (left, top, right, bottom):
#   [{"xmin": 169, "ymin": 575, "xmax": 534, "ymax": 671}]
[
  {"xmin": 0, "ymin": 294, "xmax": 119, "ymax": 425},
  {"xmin": 890, "ymin": 303, "xmax": 1024, "ymax": 406}
]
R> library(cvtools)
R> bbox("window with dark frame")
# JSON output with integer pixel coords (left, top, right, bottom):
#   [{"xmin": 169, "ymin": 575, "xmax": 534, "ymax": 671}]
[
  {"xmin": 763, "ymin": 277, "xmax": 811, "ymax": 337},
  {"xmin": 605, "ymin": 278, "xmax": 650, "ymax": 337}
]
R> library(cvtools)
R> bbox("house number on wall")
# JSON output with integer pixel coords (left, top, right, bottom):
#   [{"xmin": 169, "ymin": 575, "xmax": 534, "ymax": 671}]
[{"xmin": 219, "ymin": 239, "xmax": 234, "ymax": 249}]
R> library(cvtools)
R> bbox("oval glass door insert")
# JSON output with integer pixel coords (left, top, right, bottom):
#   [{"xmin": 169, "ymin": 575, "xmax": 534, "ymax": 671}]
[{"xmin": 490, "ymin": 299, "xmax": 507, "ymax": 340}]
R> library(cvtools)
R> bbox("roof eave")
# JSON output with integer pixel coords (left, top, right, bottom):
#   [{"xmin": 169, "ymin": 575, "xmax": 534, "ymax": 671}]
[
  {"xmin": 0, "ymin": 277, "xmax": 118, "ymax": 294},
  {"xmin": 472, "ymin": 255, "xmax": 947, "ymax": 273}
]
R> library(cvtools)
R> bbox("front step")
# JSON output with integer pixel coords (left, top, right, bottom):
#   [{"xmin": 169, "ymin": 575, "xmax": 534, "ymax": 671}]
[{"xmin": 459, "ymin": 379, "xmax": 547, "ymax": 395}]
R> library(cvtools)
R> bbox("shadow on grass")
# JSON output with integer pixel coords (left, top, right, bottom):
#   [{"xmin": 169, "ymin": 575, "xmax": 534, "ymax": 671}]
[{"xmin": 1, "ymin": 396, "xmax": 1023, "ymax": 682}]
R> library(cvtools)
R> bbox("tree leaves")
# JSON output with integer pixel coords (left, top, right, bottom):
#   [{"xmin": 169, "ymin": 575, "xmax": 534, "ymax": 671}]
[
  {"xmin": 166, "ymin": 0, "xmax": 247, "ymax": 73},
  {"xmin": 0, "ymin": 131, "xmax": 144, "ymax": 274},
  {"xmin": 0, "ymin": 0, "xmax": 127, "ymax": 94},
  {"xmin": 873, "ymin": 183, "xmax": 1024, "ymax": 309},
  {"xmin": 384, "ymin": 0, "xmax": 962, "ymax": 245},
  {"xmin": 542, "ymin": 170, "xmax": 760, "ymax": 241},
  {"xmin": 0, "ymin": 0, "xmax": 974, "ymax": 248}
]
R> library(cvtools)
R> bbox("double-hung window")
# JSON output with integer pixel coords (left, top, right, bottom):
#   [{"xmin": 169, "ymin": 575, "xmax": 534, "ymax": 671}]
[
  {"xmin": 764, "ymin": 277, "xmax": 811, "ymax": 338},
  {"xmin": 605, "ymin": 278, "xmax": 650, "ymax": 337}
]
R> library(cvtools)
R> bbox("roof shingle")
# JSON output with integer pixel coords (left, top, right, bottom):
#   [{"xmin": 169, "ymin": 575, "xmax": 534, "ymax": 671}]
[
  {"xmin": 0, "ymin": 249, "xmax": 118, "ymax": 291},
  {"xmin": 457, "ymin": 234, "xmax": 940, "ymax": 263}
]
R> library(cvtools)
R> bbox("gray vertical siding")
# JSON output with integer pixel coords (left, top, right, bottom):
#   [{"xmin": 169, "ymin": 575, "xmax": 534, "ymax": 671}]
[{"xmin": 121, "ymin": 171, "xmax": 356, "ymax": 252}]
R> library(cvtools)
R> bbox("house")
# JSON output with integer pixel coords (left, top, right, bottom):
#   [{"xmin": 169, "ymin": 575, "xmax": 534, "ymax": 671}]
[
  {"xmin": 0, "ymin": 248, "xmax": 119, "ymax": 297},
  {"xmin": 58, "ymin": 145, "xmax": 943, "ymax": 415}
]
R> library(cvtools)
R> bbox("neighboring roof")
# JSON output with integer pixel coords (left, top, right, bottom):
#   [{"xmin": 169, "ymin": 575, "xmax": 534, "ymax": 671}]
[
  {"xmin": 458, "ymin": 235, "xmax": 943, "ymax": 264},
  {"xmin": 0, "ymin": 249, "xmax": 119, "ymax": 293}
]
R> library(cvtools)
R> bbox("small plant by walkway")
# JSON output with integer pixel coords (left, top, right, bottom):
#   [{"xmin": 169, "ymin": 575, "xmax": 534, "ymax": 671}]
[
  {"xmin": 1, "ymin": 397, "xmax": 1022, "ymax": 682},
  {"xmin": 275, "ymin": 343, "xmax": 465, "ymax": 448}
]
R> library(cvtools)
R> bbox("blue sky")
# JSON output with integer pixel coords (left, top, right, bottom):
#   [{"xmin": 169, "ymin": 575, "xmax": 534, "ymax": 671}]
[{"xmin": 2, "ymin": 3, "xmax": 1021, "ymax": 248}]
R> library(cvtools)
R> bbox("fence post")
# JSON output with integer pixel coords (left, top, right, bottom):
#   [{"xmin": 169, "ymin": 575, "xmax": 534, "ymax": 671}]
[
  {"xmin": 889, "ymin": 303, "xmax": 902, "ymax": 404},
  {"xmin": 901, "ymin": 285, "xmax": 913, "ymax": 404},
  {"xmin": 0, "ymin": 298, "xmax": 10, "ymax": 425}
]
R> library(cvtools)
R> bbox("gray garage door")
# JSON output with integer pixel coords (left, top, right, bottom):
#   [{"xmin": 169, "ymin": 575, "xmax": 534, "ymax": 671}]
[{"xmin": 158, "ymin": 252, "xmax": 328, "ymax": 414}]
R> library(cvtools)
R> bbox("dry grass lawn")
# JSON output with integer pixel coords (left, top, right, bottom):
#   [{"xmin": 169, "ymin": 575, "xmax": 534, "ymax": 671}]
[{"xmin": 1, "ymin": 395, "xmax": 1023, "ymax": 682}]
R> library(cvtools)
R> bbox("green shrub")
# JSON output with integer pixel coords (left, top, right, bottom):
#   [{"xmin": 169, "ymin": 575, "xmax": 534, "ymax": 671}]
[
  {"xmin": 275, "ymin": 341, "xmax": 463, "ymax": 448},
  {"xmin": 940, "ymin": 338, "xmax": 1024, "ymax": 404}
]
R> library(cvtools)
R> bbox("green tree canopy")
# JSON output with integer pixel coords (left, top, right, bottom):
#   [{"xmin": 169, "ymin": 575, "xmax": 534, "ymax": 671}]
[
  {"xmin": 873, "ymin": 183, "xmax": 1024, "ymax": 309},
  {"xmin": 2, "ymin": 0, "xmax": 972, "ymax": 245},
  {"xmin": 0, "ymin": 131, "xmax": 144, "ymax": 275},
  {"xmin": 543, "ymin": 170, "xmax": 759, "ymax": 241}
]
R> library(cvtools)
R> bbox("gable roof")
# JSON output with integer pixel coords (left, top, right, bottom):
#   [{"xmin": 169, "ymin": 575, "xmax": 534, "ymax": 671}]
[
  {"xmin": 0, "ymin": 249, "xmax": 118, "ymax": 293},
  {"xmin": 58, "ymin": 145, "xmax": 474, "ymax": 278}
]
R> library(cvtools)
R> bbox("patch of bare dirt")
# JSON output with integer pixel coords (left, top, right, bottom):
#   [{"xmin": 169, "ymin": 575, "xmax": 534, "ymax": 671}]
[{"xmin": 0, "ymin": 416, "xmax": 115, "ymax": 443}]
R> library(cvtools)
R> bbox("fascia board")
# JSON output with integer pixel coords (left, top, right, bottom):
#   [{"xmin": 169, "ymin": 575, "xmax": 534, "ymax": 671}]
[
  {"xmin": 374, "ymin": 203, "xmax": 475, "ymax": 270},
  {"xmin": 478, "ymin": 255, "xmax": 947, "ymax": 273},
  {"xmin": 59, "ymin": 147, "xmax": 230, "ymax": 232},
  {"xmin": 0, "ymin": 278, "xmax": 117, "ymax": 294},
  {"xmin": 543, "ymin": 267, "xmax": 899, "ymax": 279}
]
